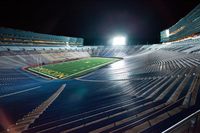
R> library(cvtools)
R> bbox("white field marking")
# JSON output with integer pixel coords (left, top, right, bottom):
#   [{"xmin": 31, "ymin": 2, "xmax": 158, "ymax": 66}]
[
  {"xmin": 63, "ymin": 59, "xmax": 119, "ymax": 79},
  {"xmin": 0, "ymin": 86, "xmax": 41, "ymax": 98},
  {"xmin": 28, "ymin": 58, "xmax": 94, "ymax": 79},
  {"xmin": 30, "ymin": 58, "xmax": 119, "ymax": 79}
]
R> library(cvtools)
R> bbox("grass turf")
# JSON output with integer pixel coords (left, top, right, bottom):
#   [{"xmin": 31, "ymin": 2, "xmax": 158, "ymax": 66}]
[{"xmin": 28, "ymin": 57, "xmax": 119, "ymax": 79}]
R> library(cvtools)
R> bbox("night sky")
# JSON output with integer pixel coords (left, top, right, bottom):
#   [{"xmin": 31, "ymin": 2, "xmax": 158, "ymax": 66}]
[{"xmin": 0, "ymin": 0, "xmax": 200, "ymax": 45}]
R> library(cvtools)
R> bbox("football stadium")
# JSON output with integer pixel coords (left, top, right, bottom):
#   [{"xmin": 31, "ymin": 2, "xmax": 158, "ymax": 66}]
[{"xmin": 1, "ymin": 1, "xmax": 200, "ymax": 133}]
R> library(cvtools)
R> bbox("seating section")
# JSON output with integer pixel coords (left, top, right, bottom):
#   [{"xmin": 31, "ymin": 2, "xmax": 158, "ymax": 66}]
[
  {"xmin": 0, "ymin": 50, "xmax": 90, "ymax": 68},
  {"xmin": 161, "ymin": 3, "xmax": 200, "ymax": 42},
  {"xmin": 0, "ymin": 27, "xmax": 84, "ymax": 45},
  {"xmin": 1, "ymin": 41, "xmax": 200, "ymax": 132}
]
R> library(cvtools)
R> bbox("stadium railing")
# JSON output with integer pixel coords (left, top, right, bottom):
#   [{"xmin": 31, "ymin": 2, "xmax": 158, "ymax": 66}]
[{"xmin": 162, "ymin": 109, "xmax": 200, "ymax": 133}]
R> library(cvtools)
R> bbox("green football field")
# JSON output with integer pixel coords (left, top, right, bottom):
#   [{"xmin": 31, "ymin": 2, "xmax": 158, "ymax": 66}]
[{"xmin": 28, "ymin": 57, "xmax": 120, "ymax": 79}]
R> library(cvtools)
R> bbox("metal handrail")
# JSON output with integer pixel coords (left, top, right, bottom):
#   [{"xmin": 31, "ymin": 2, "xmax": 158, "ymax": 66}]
[{"xmin": 162, "ymin": 109, "xmax": 200, "ymax": 133}]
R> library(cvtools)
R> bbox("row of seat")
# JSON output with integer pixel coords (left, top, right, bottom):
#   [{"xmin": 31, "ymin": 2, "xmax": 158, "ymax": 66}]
[
  {"xmin": 22, "ymin": 74, "xmax": 200, "ymax": 132},
  {"xmin": 1, "ymin": 41, "xmax": 200, "ymax": 132}
]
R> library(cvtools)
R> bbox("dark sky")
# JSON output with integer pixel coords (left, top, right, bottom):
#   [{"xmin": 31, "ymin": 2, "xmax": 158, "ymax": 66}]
[{"xmin": 0, "ymin": 0, "xmax": 200, "ymax": 45}]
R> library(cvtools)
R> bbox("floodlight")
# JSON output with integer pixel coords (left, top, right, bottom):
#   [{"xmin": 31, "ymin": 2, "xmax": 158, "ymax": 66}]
[
  {"xmin": 112, "ymin": 36, "xmax": 126, "ymax": 45},
  {"xmin": 166, "ymin": 29, "xmax": 170, "ymax": 37}
]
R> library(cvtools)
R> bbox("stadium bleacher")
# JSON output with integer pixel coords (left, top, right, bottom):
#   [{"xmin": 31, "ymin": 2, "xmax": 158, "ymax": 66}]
[
  {"xmin": 1, "ymin": 2, "xmax": 200, "ymax": 132},
  {"xmin": 0, "ymin": 41, "xmax": 200, "ymax": 133},
  {"xmin": 0, "ymin": 27, "xmax": 84, "ymax": 46}
]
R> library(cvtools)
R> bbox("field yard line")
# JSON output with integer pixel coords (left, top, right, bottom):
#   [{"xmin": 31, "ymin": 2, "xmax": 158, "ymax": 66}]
[
  {"xmin": 28, "ymin": 57, "xmax": 120, "ymax": 79},
  {"xmin": 41, "ymin": 57, "xmax": 91, "ymax": 67},
  {"xmin": 63, "ymin": 59, "xmax": 119, "ymax": 79},
  {"xmin": 0, "ymin": 86, "xmax": 41, "ymax": 98}
]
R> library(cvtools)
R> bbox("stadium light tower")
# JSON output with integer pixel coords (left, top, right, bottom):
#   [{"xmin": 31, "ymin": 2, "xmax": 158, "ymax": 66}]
[{"xmin": 112, "ymin": 36, "xmax": 126, "ymax": 45}]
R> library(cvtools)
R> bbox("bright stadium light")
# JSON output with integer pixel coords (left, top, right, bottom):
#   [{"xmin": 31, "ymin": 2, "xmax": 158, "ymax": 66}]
[
  {"xmin": 166, "ymin": 29, "xmax": 170, "ymax": 37},
  {"xmin": 112, "ymin": 36, "xmax": 126, "ymax": 45}
]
